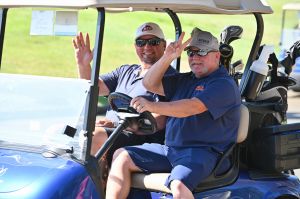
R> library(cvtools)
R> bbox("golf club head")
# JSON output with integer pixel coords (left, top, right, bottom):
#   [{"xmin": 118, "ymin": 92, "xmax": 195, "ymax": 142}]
[
  {"xmin": 231, "ymin": 59, "xmax": 244, "ymax": 71},
  {"xmin": 220, "ymin": 25, "xmax": 243, "ymax": 45},
  {"xmin": 219, "ymin": 43, "xmax": 234, "ymax": 71},
  {"xmin": 219, "ymin": 43, "xmax": 233, "ymax": 58}
]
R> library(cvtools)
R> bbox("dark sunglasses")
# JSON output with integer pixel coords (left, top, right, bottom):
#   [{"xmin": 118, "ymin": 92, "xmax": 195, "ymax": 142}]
[
  {"xmin": 187, "ymin": 49, "xmax": 216, "ymax": 57},
  {"xmin": 135, "ymin": 38, "xmax": 163, "ymax": 47}
]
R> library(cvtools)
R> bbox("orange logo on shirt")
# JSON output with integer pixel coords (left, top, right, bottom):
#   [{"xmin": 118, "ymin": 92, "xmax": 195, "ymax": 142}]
[{"xmin": 195, "ymin": 85, "xmax": 204, "ymax": 91}]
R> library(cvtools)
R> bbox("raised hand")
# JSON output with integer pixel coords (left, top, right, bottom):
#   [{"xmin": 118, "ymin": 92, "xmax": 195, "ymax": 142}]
[
  {"xmin": 164, "ymin": 32, "xmax": 191, "ymax": 60},
  {"xmin": 72, "ymin": 32, "xmax": 93, "ymax": 68}
]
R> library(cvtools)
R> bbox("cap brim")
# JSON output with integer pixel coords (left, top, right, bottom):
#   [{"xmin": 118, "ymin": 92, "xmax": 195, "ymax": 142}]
[
  {"xmin": 135, "ymin": 33, "xmax": 165, "ymax": 40},
  {"xmin": 184, "ymin": 46, "xmax": 194, "ymax": 51},
  {"xmin": 184, "ymin": 44, "xmax": 218, "ymax": 52}
]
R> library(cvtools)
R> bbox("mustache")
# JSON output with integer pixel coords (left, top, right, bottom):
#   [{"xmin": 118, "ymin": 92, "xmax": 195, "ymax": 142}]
[{"xmin": 191, "ymin": 62, "xmax": 204, "ymax": 66}]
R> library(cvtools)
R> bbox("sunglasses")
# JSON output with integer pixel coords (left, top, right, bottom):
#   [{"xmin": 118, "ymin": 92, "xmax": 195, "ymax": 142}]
[
  {"xmin": 135, "ymin": 38, "xmax": 163, "ymax": 47},
  {"xmin": 187, "ymin": 49, "xmax": 216, "ymax": 57}
]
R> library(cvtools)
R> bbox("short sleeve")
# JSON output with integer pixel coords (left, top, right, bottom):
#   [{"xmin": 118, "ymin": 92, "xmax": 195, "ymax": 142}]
[
  {"xmin": 165, "ymin": 66, "xmax": 178, "ymax": 75},
  {"xmin": 100, "ymin": 65, "xmax": 125, "ymax": 92},
  {"xmin": 196, "ymin": 78, "xmax": 240, "ymax": 120},
  {"xmin": 156, "ymin": 67, "xmax": 178, "ymax": 102}
]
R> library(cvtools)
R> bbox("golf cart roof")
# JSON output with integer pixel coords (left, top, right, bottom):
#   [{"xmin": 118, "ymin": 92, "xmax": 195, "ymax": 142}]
[
  {"xmin": 89, "ymin": 0, "xmax": 273, "ymax": 14},
  {"xmin": 282, "ymin": 2, "xmax": 300, "ymax": 11},
  {"xmin": 0, "ymin": 0, "xmax": 88, "ymax": 9},
  {"xmin": 0, "ymin": 0, "xmax": 273, "ymax": 14}
]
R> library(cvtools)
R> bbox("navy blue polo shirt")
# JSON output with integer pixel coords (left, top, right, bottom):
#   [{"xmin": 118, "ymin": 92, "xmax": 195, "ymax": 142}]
[
  {"xmin": 100, "ymin": 64, "xmax": 177, "ymax": 122},
  {"xmin": 162, "ymin": 66, "xmax": 241, "ymax": 152}
]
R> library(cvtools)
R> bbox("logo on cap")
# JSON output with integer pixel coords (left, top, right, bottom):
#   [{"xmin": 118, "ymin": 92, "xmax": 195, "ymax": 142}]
[
  {"xmin": 198, "ymin": 38, "xmax": 209, "ymax": 45},
  {"xmin": 142, "ymin": 25, "xmax": 153, "ymax": 32}
]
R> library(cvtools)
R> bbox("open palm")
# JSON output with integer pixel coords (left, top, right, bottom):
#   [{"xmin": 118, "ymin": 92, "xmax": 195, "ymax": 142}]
[{"xmin": 73, "ymin": 32, "xmax": 93, "ymax": 67}]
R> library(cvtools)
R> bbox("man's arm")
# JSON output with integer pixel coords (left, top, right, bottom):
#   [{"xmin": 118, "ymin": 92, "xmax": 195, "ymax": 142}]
[
  {"xmin": 73, "ymin": 32, "xmax": 110, "ymax": 96},
  {"xmin": 131, "ymin": 96, "xmax": 207, "ymax": 118},
  {"xmin": 143, "ymin": 33, "xmax": 191, "ymax": 96}
]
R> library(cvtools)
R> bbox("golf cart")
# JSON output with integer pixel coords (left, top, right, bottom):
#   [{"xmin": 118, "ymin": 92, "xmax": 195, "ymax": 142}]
[
  {"xmin": 279, "ymin": 2, "xmax": 300, "ymax": 91},
  {"xmin": 1, "ymin": 0, "xmax": 300, "ymax": 199}
]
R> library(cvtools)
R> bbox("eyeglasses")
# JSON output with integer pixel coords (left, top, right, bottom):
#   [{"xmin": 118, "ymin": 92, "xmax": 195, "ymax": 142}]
[
  {"xmin": 135, "ymin": 38, "xmax": 163, "ymax": 47},
  {"xmin": 187, "ymin": 49, "xmax": 216, "ymax": 57}
]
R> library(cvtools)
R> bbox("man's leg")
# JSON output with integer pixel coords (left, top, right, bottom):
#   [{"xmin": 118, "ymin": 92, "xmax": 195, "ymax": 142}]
[
  {"xmin": 91, "ymin": 127, "xmax": 108, "ymax": 155},
  {"xmin": 106, "ymin": 143, "xmax": 172, "ymax": 199},
  {"xmin": 165, "ymin": 147, "xmax": 219, "ymax": 199},
  {"xmin": 170, "ymin": 180, "xmax": 194, "ymax": 199},
  {"xmin": 106, "ymin": 148, "xmax": 141, "ymax": 199}
]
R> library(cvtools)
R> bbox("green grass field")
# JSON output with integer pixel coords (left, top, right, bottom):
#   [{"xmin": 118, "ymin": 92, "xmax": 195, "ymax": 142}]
[{"xmin": 0, "ymin": 0, "xmax": 294, "ymax": 77}]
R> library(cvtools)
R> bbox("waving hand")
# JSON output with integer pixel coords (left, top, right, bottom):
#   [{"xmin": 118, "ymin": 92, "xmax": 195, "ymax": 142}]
[{"xmin": 165, "ymin": 32, "xmax": 191, "ymax": 60}]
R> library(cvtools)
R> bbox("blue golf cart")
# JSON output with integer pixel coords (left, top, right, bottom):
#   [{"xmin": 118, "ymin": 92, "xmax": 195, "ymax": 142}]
[{"xmin": 1, "ymin": 0, "xmax": 300, "ymax": 199}]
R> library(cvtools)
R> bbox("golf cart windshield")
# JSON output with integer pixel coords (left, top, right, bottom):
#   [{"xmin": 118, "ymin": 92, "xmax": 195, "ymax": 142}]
[{"xmin": 0, "ymin": 73, "xmax": 90, "ymax": 159}]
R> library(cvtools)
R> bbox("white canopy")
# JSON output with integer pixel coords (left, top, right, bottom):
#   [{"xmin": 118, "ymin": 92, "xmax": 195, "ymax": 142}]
[
  {"xmin": 0, "ymin": 0, "xmax": 88, "ymax": 9},
  {"xmin": 282, "ymin": 3, "xmax": 300, "ymax": 11},
  {"xmin": 0, "ymin": 0, "xmax": 273, "ymax": 14}
]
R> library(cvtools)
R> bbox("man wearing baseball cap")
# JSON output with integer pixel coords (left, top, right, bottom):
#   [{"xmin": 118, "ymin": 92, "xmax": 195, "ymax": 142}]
[
  {"xmin": 106, "ymin": 28, "xmax": 241, "ymax": 199},
  {"xmin": 72, "ymin": 22, "xmax": 176, "ymax": 175}
]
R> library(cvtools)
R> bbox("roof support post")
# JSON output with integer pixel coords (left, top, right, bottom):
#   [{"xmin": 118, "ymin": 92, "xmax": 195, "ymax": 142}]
[
  {"xmin": 82, "ymin": 7, "xmax": 106, "ymax": 199},
  {"xmin": 240, "ymin": 13, "xmax": 264, "ymax": 97},
  {"xmin": 164, "ymin": 8, "xmax": 182, "ymax": 71},
  {"xmin": 83, "ymin": 7, "xmax": 105, "ymax": 162},
  {"xmin": 0, "ymin": 8, "xmax": 8, "ymax": 69}
]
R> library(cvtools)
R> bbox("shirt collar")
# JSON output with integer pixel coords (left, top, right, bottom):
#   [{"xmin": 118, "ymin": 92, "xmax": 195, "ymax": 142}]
[{"xmin": 132, "ymin": 65, "xmax": 142, "ymax": 76}]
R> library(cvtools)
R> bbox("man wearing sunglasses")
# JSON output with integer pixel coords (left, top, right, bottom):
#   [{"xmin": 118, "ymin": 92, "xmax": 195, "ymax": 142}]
[
  {"xmin": 106, "ymin": 28, "xmax": 241, "ymax": 199},
  {"xmin": 72, "ymin": 22, "xmax": 176, "ymax": 166}
]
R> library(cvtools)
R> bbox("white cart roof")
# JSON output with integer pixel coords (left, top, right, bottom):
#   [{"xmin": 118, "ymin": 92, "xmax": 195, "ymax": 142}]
[
  {"xmin": 282, "ymin": 3, "xmax": 300, "ymax": 11},
  {"xmin": 0, "ymin": 0, "xmax": 273, "ymax": 14}
]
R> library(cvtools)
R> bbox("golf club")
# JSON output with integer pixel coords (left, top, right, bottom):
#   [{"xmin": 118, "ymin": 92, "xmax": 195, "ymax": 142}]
[
  {"xmin": 219, "ymin": 25, "xmax": 243, "ymax": 80},
  {"xmin": 220, "ymin": 25, "xmax": 243, "ymax": 45}
]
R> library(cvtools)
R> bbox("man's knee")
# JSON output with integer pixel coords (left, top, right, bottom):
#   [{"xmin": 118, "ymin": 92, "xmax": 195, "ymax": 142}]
[
  {"xmin": 111, "ymin": 148, "xmax": 140, "ymax": 172},
  {"xmin": 91, "ymin": 127, "xmax": 108, "ymax": 155},
  {"xmin": 93, "ymin": 127, "xmax": 108, "ymax": 139},
  {"xmin": 112, "ymin": 148, "xmax": 126, "ymax": 160},
  {"xmin": 111, "ymin": 148, "xmax": 132, "ymax": 167},
  {"xmin": 92, "ymin": 127, "xmax": 108, "ymax": 146}
]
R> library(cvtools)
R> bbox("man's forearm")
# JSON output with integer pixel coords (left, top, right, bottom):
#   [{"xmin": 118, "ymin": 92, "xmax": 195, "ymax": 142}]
[
  {"xmin": 78, "ymin": 64, "xmax": 110, "ymax": 96},
  {"xmin": 150, "ymin": 98, "xmax": 207, "ymax": 118},
  {"xmin": 78, "ymin": 63, "xmax": 92, "ymax": 80},
  {"xmin": 143, "ymin": 54, "xmax": 174, "ymax": 95}
]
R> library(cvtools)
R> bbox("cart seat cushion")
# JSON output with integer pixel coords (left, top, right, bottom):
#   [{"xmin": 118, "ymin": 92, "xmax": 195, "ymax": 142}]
[{"xmin": 236, "ymin": 104, "xmax": 249, "ymax": 143}]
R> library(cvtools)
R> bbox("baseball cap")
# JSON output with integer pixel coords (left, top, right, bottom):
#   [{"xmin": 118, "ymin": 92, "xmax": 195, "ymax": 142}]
[
  {"xmin": 185, "ymin": 28, "xmax": 219, "ymax": 52},
  {"xmin": 135, "ymin": 22, "xmax": 165, "ymax": 40}
]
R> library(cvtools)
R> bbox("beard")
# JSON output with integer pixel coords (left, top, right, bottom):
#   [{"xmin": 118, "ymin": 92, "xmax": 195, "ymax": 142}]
[
  {"xmin": 142, "ymin": 55, "xmax": 158, "ymax": 65},
  {"xmin": 191, "ymin": 64, "xmax": 209, "ymax": 78}
]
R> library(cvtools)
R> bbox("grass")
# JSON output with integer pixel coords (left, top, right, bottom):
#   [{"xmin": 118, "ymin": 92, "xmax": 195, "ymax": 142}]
[{"xmin": 0, "ymin": 0, "xmax": 294, "ymax": 77}]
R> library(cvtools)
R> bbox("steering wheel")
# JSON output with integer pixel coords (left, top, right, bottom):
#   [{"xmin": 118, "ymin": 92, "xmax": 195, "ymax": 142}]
[{"xmin": 108, "ymin": 92, "xmax": 157, "ymax": 135}]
